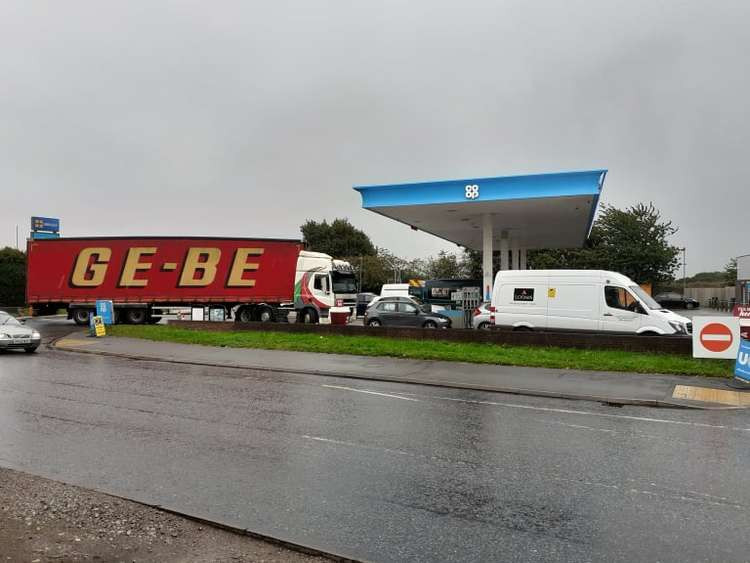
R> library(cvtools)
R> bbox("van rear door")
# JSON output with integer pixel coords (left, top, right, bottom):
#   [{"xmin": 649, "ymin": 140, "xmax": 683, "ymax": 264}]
[{"xmin": 494, "ymin": 276, "xmax": 549, "ymax": 329}]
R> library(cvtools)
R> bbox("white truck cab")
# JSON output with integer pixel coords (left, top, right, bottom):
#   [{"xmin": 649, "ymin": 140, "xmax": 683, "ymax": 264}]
[
  {"xmin": 294, "ymin": 251, "xmax": 357, "ymax": 323},
  {"xmin": 490, "ymin": 270, "xmax": 691, "ymax": 335}
]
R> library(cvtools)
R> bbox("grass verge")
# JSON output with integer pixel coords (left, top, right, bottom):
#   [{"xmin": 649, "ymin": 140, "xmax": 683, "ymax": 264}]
[{"xmin": 108, "ymin": 325, "xmax": 734, "ymax": 378}]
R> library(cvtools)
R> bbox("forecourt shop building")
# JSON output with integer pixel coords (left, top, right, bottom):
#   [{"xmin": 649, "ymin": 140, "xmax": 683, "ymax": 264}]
[{"xmin": 354, "ymin": 170, "xmax": 607, "ymax": 300}]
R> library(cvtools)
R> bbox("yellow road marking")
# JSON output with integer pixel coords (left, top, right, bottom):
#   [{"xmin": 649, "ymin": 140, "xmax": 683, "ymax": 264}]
[
  {"xmin": 672, "ymin": 384, "xmax": 750, "ymax": 407},
  {"xmin": 55, "ymin": 337, "xmax": 94, "ymax": 348}
]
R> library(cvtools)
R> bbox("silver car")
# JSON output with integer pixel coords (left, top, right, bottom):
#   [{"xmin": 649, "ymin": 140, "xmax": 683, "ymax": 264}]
[
  {"xmin": 0, "ymin": 312, "xmax": 41, "ymax": 353},
  {"xmin": 472, "ymin": 302, "xmax": 492, "ymax": 330}
]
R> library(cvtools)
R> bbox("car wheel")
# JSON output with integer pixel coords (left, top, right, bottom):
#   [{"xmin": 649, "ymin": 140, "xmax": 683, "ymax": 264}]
[
  {"xmin": 24, "ymin": 346, "xmax": 38, "ymax": 353},
  {"xmin": 686, "ymin": 302, "xmax": 695, "ymax": 310},
  {"xmin": 423, "ymin": 320, "xmax": 437, "ymax": 329},
  {"xmin": 477, "ymin": 322, "xmax": 490, "ymax": 330},
  {"xmin": 72, "ymin": 309, "xmax": 91, "ymax": 326},
  {"xmin": 367, "ymin": 319, "xmax": 381, "ymax": 327}
]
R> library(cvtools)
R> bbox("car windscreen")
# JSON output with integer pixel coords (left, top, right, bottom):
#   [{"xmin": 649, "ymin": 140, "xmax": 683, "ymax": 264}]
[
  {"xmin": 0, "ymin": 315, "xmax": 21, "ymax": 326},
  {"xmin": 629, "ymin": 285, "xmax": 662, "ymax": 310},
  {"xmin": 331, "ymin": 273, "xmax": 357, "ymax": 293}
]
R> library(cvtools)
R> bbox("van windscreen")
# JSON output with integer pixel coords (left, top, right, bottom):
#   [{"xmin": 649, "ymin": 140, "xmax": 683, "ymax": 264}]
[{"xmin": 629, "ymin": 285, "xmax": 662, "ymax": 309}]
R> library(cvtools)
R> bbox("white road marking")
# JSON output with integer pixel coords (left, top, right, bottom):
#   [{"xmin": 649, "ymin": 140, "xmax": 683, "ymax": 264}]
[
  {"xmin": 302, "ymin": 435, "xmax": 410, "ymax": 456},
  {"xmin": 395, "ymin": 392, "xmax": 750, "ymax": 432},
  {"xmin": 301, "ymin": 435, "xmax": 747, "ymax": 510},
  {"xmin": 544, "ymin": 420, "xmax": 617, "ymax": 434},
  {"xmin": 322, "ymin": 384, "xmax": 420, "ymax": 402}
]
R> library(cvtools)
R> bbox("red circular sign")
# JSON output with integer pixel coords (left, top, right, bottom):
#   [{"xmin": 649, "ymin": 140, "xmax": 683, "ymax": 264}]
[{"xmin": 700, "ymin": 322, "xmax": 734, "ymax": 353}]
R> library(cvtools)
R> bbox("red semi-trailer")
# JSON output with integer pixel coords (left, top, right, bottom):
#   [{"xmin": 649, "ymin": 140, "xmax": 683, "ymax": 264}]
[{"xmin": 26, "ymin": 236, "xmax": 303, "ymax": 325}]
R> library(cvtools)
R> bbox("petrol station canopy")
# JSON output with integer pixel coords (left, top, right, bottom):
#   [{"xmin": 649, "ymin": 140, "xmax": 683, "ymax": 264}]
[{"xmin": 353, "ymin": 169, "xmax": 607, "ymax": 251}]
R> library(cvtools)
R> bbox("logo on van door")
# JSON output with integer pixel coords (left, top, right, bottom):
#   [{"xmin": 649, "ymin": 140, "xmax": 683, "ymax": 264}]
[{"xmin": 513, "ymin": 288, "xmax": 535, "ymax": 301}]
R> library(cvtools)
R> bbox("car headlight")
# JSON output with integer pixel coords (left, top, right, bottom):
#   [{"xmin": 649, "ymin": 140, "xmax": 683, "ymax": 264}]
[
  {"xmin": 668, "ymin": 321, "xmax": 686, "ymax": 334},
  {"xmin": 0, "ymin": 333, "xmax": 10, "ymax": 340},
  {"xmin": 32, "ymin": 331, "xmax": 41, "ymax": 339}
]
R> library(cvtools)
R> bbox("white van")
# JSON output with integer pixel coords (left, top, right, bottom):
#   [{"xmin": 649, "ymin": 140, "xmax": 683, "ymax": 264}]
[{"xmin": 490, "ymin": 270, "xmax": 691, "ymax": 335}]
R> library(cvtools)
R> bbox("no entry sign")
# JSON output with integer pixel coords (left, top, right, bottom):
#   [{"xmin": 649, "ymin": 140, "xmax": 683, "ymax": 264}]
[{"xmin": 693, "ymin": 317, "xmax": 741, "ymax": 359}]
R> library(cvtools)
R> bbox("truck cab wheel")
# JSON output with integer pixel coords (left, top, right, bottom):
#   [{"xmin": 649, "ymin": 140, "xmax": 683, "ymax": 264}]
[
  {"xmin": 72, "ymin": 309, "xmax": 91, "ymax": 326},
  {"xmin": 124, "ymin": 309, "xmax": 148, "ymax": 325},
  {"xmin": 302, "ymin": 309, "xmax": 318, "ymax": 324}
]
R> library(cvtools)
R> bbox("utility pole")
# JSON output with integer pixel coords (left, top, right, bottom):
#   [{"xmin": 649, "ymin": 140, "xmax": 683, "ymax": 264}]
[{"xmin": 15, "ymin": 225, "xmax": 19, "ymax": 249}]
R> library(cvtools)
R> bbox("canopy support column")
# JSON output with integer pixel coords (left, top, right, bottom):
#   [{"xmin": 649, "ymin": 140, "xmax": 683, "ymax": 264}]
[
  {"xmin": 519, "ymin": 248, "xmax": 528, "ymax": 270},
  {"xmin": 482, "ymin": 214, "xmax": 493, "ymax": 301},
  {"xmin": 500, "ymin": 236, "xmax": 510, "ymax": 271}
]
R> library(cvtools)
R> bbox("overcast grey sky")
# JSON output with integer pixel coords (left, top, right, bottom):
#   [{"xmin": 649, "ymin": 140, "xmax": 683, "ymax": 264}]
[{"xmin": 1, "ymin": 1, "xmax": 748, "ymax": 274}]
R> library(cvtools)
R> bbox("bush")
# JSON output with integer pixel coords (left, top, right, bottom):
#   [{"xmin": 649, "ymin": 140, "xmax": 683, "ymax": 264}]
[{"xmin": 0, "ymin": 247, "xmax": 26, "ymax": 306}]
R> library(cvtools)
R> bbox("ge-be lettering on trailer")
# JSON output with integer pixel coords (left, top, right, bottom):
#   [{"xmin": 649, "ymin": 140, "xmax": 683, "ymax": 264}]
[{"xmin": 26, "ymin": 237, "xmax": 357, "ymax": 325}]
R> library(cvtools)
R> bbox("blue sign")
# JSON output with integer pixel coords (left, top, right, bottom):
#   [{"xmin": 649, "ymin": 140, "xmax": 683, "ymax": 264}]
[
  {"xmin": 735, "ymin": 339, "xmax": 750, "ymax": 383},
  {"xmin": 31, "ymin": 216, "xmax": 60, "ymax": 233},
  {"xmin": 95, "ymin": 300, "xmax": 115, "ymax": 325},
  {"xmin": 31, "ymin": 232, "xmax": 60, "ymax": 240}
]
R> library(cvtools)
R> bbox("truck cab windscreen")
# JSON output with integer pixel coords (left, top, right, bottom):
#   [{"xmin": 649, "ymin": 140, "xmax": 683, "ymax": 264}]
[{"xmin": 332, "ymin": 273, "xmax": 357, "ymax": 293}]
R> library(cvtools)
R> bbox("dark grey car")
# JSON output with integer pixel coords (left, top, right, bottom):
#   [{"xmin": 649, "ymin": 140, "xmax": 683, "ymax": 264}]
[
  {"xmin": 654, "ymin": 292, "xmax": 700, "ymax": 310},
  {"xmin": 364, "ymin": 298, "xmax": 451, "ymax": 329}
]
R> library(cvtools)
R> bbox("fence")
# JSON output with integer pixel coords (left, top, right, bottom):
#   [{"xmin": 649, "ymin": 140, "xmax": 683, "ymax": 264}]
[
  {"xmin": 684, "ymin": 287, "xmax": 736, "ymax": 308},
  {"xmin": 169, "ymin": 320, "xmax": 693, "ymax": 356}
]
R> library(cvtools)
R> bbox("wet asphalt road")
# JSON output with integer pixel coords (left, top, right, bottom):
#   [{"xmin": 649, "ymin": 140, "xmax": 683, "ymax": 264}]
[{"xmin": 2, "ymin": 319, "xmax": 750, "ymax": 562}]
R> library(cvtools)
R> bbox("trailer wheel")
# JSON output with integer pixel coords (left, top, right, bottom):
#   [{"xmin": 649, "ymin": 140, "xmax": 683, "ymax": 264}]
[
  {"xmin": 72, "ymin": 309, "xmax": 92, "ymax": 326},
  {"xmin": 258, "ymin": 306, "xmax": 274, "ymax": 323},
  {"xmin": 237, "ymin": 307, "xmax": 253, "ymax": 323},
  {"xmin": 124, "ymin": 308, "xmax": 148, "ymax": 325},
  {"xmin": 301, "ymin": 309, "xmax": 318, "ymax": 324},
  {"xmin": 148, "ymin": 316, "xmax": 162, "ymax": 324}
]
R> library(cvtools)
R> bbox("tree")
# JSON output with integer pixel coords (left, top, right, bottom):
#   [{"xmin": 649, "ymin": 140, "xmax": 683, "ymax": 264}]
[
  {"xmin": 529, "ymin": 203, "xmax": 681, "ymax": 284},
  {"xmin": 0, "ymin": 247, "xmax": 26, "ymax": 306},
  {"xmin": 343, "ymin": 248, "xmax": 420, "ymax": 293},
  {"xmin": 300, "ymin": 218, "xmax": 376, "ymax": 257},
  {"xmin": 460, "ymin": 249, "xmax": 483, "ymax": 279},
  {"xmin": 725, "ymin": 258, "xmax": 738, "ymax": 283},
  {"xmin": 425, "ymin": 251, "xmax": 463, "ymax": 279}
]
